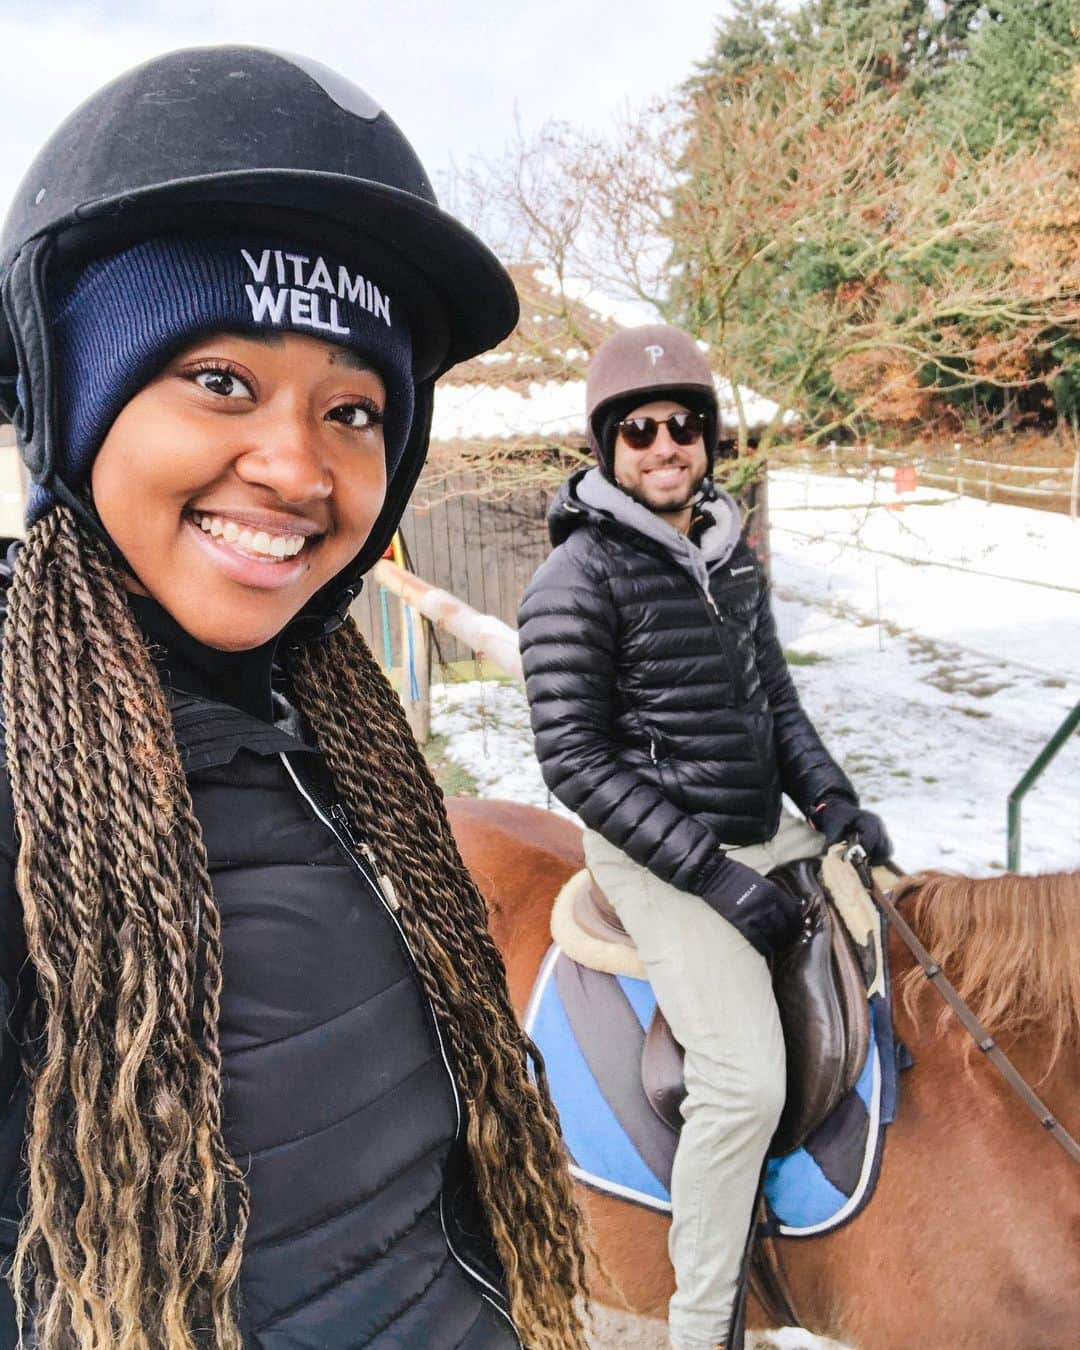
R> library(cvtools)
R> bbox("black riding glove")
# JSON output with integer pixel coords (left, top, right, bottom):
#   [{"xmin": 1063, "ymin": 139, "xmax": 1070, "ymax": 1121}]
[
  {"xmin": 812, "ymin": 797, "xmax": 892, "ymax": 863},
  {"xmin": 700, "ymin": 857, "xmax": 804, "ymax": 960}
]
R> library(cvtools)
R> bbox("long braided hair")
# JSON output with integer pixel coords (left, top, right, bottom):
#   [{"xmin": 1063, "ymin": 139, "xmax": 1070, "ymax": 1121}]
[{"xmin": 2, "ymin": 506, "xmax": 591, "ymax": 1348}]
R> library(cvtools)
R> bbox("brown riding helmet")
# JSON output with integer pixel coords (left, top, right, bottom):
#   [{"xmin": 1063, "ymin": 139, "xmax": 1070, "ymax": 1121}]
[{"xmin": 585, "ymin": 323, "xmax": 719, "ymax": 477}]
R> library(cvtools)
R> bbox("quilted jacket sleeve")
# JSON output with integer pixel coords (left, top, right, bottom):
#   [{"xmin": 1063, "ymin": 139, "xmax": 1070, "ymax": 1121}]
[
  {"xmin": 752, "ymin": 577, "xmax": 857, "ymax": 815},
  {"xmin": 518, "ymin": 537, "xmax": 724, "ymax": 893}
]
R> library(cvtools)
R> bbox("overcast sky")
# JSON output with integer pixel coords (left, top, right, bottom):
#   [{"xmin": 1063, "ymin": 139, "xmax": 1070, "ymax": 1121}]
[{"xmin": 2, "ymin": 0, "xmax": 726, "ymax": 228}]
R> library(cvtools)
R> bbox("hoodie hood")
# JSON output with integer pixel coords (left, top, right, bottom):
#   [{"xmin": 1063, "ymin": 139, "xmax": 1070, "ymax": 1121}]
[{"xmin": 550, "ymin": 467, "xmax": 742, "ymax": 594}]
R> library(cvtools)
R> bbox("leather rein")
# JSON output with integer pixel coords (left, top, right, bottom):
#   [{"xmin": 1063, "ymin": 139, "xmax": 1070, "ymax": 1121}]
[{"xmin": 847, "ymin": 845, "xmax": 1080, "ymax": 1166}]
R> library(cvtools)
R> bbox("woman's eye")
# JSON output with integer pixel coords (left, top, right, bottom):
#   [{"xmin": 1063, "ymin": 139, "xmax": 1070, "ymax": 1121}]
[
  {"xmin": 328, "ymin": 402, "xmax": 383, "ymax": 431},
  {"xmin": 193, "ymin": 369, "xmax": 252, "ymax": 400}
]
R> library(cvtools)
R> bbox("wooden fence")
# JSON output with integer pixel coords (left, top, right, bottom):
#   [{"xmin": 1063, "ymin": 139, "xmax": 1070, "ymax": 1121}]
[{"xmin": 352, "ymin": 473, "xmax": 553, "ymax": 669}]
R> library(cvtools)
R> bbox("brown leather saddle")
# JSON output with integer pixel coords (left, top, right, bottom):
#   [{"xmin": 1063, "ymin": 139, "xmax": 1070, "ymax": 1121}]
[{"xmin": 573, "ymin": 860, "xmax": 871, "ymax": 1157}]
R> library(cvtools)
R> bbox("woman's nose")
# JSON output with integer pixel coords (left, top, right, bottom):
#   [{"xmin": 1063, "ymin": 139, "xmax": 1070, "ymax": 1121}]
[{"xmin": 234, "ymin": 409, "xmax": 333, "ymax": 503}]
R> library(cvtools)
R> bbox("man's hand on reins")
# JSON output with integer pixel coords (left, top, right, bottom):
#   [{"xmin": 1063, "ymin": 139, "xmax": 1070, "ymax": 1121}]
[{"xmin": 812, "ymin": 797, "xmax": 892, "ymax": 863}]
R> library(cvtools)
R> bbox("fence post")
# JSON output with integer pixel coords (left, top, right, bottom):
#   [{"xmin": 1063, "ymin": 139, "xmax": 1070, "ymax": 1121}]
[{"xmin": 400, "ymin": 603, "xmax": 431, "ymax": 744}]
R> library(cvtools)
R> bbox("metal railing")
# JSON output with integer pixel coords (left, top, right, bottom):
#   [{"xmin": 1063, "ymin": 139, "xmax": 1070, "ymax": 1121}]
[{"xmin": 1007, "ymin": 700, "xmax": 1080, "ymax": 871}]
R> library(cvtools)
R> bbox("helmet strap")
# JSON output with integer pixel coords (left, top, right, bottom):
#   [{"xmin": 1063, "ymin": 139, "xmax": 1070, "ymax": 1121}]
[
  {"xmin": 3, "ymin": 236, "xmax": 58, "ymax": 486},
  {"xmin": 50, "ymin": 473, "xmax": 149, "ymax": 590}
]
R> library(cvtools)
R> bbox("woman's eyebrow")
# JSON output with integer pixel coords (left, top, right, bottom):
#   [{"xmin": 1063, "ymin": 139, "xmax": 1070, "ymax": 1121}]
[
  {"xmin": 228, "ymin": 330, "xmax": 284, "ymax": 348},
  {"xmin": 328, "ymin": 349, "xmax": 376, "ymax": 372}
]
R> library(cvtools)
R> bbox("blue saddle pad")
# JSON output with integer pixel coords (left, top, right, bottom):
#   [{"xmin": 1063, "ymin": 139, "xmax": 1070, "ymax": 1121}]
[{"xmin": 524, "ymin": 940, "xmax": 900, "ymax": 1237}]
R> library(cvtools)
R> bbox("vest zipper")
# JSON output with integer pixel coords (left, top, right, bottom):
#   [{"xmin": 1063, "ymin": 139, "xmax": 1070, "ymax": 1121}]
[
  {"xmin": 700, "ymin": 575, "xmax": 776, "ymax": 787},
  {"xmin": 328, "ymin": 801, "xmax": 400, "ymax": 911},
  {"xmin": 277, "ymin": 753, "xmax": 519, "ymax": 1336},
  {"xmin": 439, "ymin": 1194, "xmax": 523, "ymax": 1345},
  {"xmin": 699, "ymin": 579, "xmax": 745, "ymax": 707}
]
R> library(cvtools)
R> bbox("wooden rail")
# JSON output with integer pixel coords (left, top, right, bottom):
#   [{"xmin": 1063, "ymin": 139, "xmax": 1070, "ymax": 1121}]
[{"xmin": 371, "ymin": 558, "xmax": 525, "ymax": 684}]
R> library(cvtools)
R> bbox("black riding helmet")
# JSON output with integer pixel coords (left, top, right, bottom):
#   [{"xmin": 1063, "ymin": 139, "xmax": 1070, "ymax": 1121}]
[{"xmin": 0, "ymin": 45, "xmax": 518, "ymax": 637}]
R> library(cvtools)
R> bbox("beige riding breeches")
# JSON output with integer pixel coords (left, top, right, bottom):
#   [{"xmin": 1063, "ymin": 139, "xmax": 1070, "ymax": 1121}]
[{"xmin": 582, "ymin": 811, "xmax": 824, "ymax": 1350}]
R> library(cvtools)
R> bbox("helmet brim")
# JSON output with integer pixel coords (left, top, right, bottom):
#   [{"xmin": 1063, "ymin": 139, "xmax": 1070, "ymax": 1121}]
[{"xmin": 2, "ymin": 168, "xmax": 518, "ymax": 384}]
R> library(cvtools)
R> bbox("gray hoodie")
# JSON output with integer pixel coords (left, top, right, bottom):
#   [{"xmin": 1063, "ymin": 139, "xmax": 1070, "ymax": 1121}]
[{"xmin": 574, "ymin": 467, "xmax": 742, "ymax": 601}]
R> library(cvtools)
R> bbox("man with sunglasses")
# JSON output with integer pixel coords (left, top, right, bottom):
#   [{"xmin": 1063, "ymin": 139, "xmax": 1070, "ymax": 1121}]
[{"xmin": 518, "ymin": 324, "xmax": 890, "ymax": 1350}]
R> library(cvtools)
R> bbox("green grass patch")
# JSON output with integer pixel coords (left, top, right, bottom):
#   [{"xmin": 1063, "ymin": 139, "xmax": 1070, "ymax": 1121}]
[
  {"xmin": 424, "ymin": 732, "xmax": 479, "ymax": 798},
  {"xmin": 785, "ymin": 649, "xmax": 829, "ymax": 666},
  {"xmin": 432, "ymin": 659, "xmax": 514, "ymax": 686},
  {"xmin": 381, "ymin": 660, "xmax": 515, "ymax": 689}
]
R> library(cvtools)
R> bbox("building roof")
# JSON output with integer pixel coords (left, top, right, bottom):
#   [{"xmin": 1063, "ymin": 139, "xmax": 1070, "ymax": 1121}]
[{"xmin": 431, "ymin": 263, "xmax": 788, "ymax": 447}]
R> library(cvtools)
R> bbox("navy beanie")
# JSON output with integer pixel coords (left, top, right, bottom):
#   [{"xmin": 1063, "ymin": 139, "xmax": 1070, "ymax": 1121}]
[{"xmin": 31, "ymin": 233, "xmax": 415, "ymax": 524}]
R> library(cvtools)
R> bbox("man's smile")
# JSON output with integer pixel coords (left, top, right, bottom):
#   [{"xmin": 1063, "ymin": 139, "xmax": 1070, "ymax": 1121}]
[{"xmin": 642, "ymin": 463, "xmax": 690, "ymax": 489}]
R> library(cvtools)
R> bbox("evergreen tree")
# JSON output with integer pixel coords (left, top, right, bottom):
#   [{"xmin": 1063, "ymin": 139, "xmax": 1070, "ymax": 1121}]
[
  {"xmin": 696, "ymin": 0, "xmax": 791, "ymax": 77},
  {"xmin": 698, "ymin": 1, "xmax": 986, "ymax": 93},
  {"xmin": 934, "ymin": 0, "xmax": 1079, "ymax": 151}
]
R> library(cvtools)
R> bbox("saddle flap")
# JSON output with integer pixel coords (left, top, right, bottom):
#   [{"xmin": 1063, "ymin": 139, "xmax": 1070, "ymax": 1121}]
[
  {"xmin": 641, "ymin": 1009, "xmax": 685, "ymax": 1134},
  {"xmin": 768, "ymin": 859, "xmax": 871, "ymax": 1157},
  {"xmin": 832, "ymin": 896, "xmax": 872, "ymax": 1091}
]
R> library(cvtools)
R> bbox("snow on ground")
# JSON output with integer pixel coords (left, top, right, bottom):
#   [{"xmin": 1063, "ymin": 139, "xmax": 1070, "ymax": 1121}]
[
  {"xmin": 433, "ymin": 466, "xmax": 1079, "ymax": 875},
  {"xmin": 766, "ymin": 468, "xmax": 1078, "ymax": 875},
  {"xmin": 431, "ymin": 334, "xmax": 790, "ymax": 440}
]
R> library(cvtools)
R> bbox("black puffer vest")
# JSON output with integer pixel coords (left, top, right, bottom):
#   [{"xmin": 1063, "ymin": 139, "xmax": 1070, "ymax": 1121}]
[
  {"xmin": 518, "ymin": 470, "xmax": 854, "ymax": 896},
  {"xmin": 0, "ymin": 673, "xmax": 518, "ymax": 1347}
]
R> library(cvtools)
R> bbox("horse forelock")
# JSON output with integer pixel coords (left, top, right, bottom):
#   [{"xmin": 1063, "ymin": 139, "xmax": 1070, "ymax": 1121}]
[{"xmin": 895, "ymin": 870, "xmax": 1080, "ymax": 1068}]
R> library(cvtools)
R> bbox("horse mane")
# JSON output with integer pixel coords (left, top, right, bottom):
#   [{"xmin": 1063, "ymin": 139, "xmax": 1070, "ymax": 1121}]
[{"xmin": 893, "ymin": 870, "xmax": 1080, "ymax": 1068}]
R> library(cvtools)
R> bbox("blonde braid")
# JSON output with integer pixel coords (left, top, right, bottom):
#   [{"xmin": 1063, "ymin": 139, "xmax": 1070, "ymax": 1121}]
[{"xmin": 2, "ymin": 509, "xmax": 246, "ymax": 1347}]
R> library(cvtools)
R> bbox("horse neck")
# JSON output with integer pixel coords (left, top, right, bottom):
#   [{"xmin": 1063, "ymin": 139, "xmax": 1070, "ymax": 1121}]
[{"xmin": 889, "ymin": 879, "xmax": 1080, "ymax": 1138}]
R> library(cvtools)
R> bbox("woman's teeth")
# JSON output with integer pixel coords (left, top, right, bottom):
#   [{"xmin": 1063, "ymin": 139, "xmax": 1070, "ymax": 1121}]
[{"xmin": 191, "ymin": 512, "xmax": 308, "ymax": 560}]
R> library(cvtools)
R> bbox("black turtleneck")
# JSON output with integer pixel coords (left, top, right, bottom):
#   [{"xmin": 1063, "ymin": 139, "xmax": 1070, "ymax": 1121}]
[{"xmin": 127, "ymin": 593, "xmax": 280, "ymax": 724}]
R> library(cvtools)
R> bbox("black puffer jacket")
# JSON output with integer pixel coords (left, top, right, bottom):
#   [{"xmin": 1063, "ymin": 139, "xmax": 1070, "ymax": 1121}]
[
  {"xmin": 0, "ymin": 608, "xmax": 517, "ymax": 1347},
  {"xmin": 518, "ymin": 468, "xmax": 855, "ymax": 898}
]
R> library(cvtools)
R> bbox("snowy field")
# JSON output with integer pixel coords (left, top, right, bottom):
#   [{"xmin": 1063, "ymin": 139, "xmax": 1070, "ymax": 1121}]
[
  {"xmin": 433, "ymin": 468, "xmax": 1079, "ymax": 878},
  {"xmin": 429, "ymin": 469, "xmax": 1078, "ymax": 1349}
]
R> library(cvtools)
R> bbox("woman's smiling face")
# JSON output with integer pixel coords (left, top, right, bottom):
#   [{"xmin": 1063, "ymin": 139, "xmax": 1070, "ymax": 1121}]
[{"xmin": 90, "ymin": 331, "xmax": 389, "ymax": 651}]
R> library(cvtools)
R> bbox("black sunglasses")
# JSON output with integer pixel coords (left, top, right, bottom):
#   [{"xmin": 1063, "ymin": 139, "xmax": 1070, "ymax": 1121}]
[{"xmin": 616, "ymin": 410, "xmax": 706, "ymax": 450}]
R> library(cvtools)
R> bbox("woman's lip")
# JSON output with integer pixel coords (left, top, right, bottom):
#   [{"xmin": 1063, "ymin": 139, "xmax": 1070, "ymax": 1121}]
[
  {"xmin": 184, "ymin": 515, "xmax": 314, "ymax": 590},
  {"xmin": 187, "ymin": 506, "xmax": 325, "ymax": 537}
]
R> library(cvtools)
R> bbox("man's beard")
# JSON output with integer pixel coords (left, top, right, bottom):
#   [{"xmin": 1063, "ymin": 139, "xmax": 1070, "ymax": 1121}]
[{"xmin": 621, "ymin": 465, "xmax": 708, "ymax": 515}]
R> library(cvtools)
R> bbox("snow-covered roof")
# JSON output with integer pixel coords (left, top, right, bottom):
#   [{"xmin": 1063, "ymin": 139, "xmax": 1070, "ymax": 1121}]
[
  {"xmin": 431, "ymin": 374, "xmax": 791, "ymax": 441},
  {"xmin": 432, "ymin": 380, "xmax": 584, "ymax": 442},
  {"xmin": 435, "ymin": 263, "xmax": 791, "ymax": 440}
]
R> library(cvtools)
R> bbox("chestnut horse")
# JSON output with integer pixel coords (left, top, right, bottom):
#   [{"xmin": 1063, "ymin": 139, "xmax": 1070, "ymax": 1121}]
[{"xmin": 447, "ymin": 797, "xmax": 1080, "ymax": 1350}]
